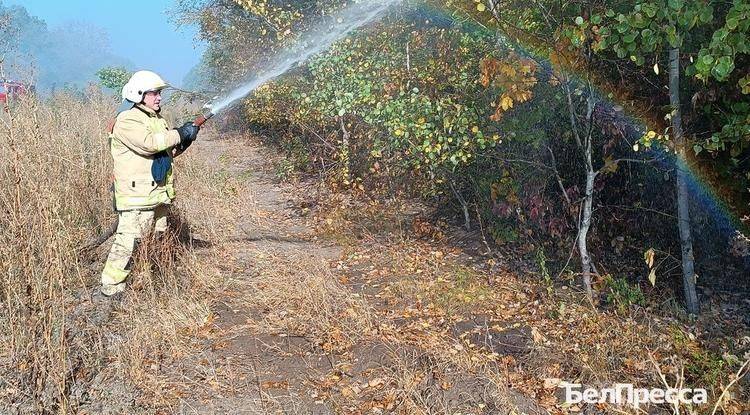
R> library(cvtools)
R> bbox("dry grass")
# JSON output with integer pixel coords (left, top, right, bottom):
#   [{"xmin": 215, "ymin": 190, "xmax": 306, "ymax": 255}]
[
  {"xmin": 0, "ymin": 90, "xmax": 113, "ymax": 413},
  {"xmin": 0, "ymin": 90, "xmax": 233, "ymax": 414},
  {"xmin": 5, "ymin": 89, "xmax": 743, "ymax": 414},
  {"xmin": 243, "ymin": 251, "xmax": 374, "ymax": 354},
  {"xmin": 307, "ymin": 190, "xmax": 750, "ymax": 414}
]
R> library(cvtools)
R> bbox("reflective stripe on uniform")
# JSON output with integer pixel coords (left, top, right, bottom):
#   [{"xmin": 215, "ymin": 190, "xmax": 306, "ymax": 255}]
[
  {"xmin": 153, "ymin": 132, "xmax": 168, "ymax": 151},
  {"xmin": 102, "ymin": 261, "xmax": 130, "ymax": 285},
  {"xmin": 113, "ymin": 180, "xmax": 174, "ymax": 211},
  {"xmin": 114, "ymin": 191, "xmax": 172, "ymax": 211},
  {"xmin": 101, "ymin": 208, "xmax": 166, "ymax": 289}
]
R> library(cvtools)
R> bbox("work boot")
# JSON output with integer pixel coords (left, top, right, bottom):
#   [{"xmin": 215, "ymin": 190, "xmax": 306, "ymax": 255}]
[{"xmin": 100, "ymin": 282, "xmax": 126, "ymax": 297}]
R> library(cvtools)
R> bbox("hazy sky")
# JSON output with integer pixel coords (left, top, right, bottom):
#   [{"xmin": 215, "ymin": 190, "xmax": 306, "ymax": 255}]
[{"xmin": 5, "ymin": 0, "xmax": 206, "ymax": 87}]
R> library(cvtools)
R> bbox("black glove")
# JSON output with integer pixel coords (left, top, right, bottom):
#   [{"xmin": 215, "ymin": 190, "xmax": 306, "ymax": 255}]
[{"xmin": 175, "ymin": 122, "xmax": 199, "ymax": 144}]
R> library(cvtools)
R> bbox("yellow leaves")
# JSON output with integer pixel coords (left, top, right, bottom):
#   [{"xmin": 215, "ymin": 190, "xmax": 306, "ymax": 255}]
[
  {"xmin": 471, "ymin": 125, "xmax": 480, "ymax": 133},
  {"xmin": 500, "ymin": 95, "xmax": 514, "ymax": 111},
  {"xmin": 601, "ymin": 155, "xmax": 619, "ymax": 174},
  {"xmin": 519, "ymin": 63, "xmax": 535, "ymax": 75},
  {"xmin": 480, "ymin": 53, "xmax": 537, "ymax": 122},
  {"xmin": 643, "ymin": 248, "xmax": 657, "ymax": 286},
  {"xmin": 739, "ymin": 74, "xmax": 750, "ymax": 94},
  {"xmin": 498, "ymin": 62, "xmax": 517, "ymax": 78},
  {"xmin": 490, "ymin": 94, "xmax": 514, "ymax": 121},
  {"xmin": 476, "ymin": 3, "xmax": 486, "ymax": 12},
  {"xmin": 231, "ymin": 0, "xmax": 301, "ymax": 39},
  {"xmin": 644, "ymin": 249, "xmax": 655, "ymax": 268},
  {"xmin": 639, "ymin": 129, "xmax": 667, "ymax": 150},
  {"xmin": 479, "ymin": 58, "xmax": 498, "ymax": 87}
]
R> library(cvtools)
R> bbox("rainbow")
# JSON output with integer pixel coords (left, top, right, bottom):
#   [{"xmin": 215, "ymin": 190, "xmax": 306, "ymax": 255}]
[{"xmin": 403, "ymin": 1, "xmax": 748, "ymax": 241}]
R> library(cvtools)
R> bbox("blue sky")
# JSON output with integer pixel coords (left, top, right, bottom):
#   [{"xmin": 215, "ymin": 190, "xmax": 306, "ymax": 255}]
[{"xmin": 5, "ymin": 0, "xmax": 206, "ymax": 87}]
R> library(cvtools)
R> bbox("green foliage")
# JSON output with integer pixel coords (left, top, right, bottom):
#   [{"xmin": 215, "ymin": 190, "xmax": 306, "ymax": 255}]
[
  {"xmin": 243, "ymin": 21, "xmax": 532, "ymax": 193},
  {"xmin": 591, "ymin": 0, "xmax": 750, "ymax": 200},
  {"xmin": 671, "ymin": 326, "xmax": 727, "ymax": 386},
  {"xmin": 695, "ymin": 101, "xmax": 750, "ymax": 156},
  {"xmin": 603, "ymin": 275, "xmax": 646, "ymax": 313},
  {"xmin": 537, "ymin": 248, "xmax": 553, "ymax": 296},
  {"xmin": 300, "ymin": 26, "xmax": 502, "ymax": 173},
  {"xmin": 691, "ymin": 1, "xmax": 750, "ymax": 159},
  {"xmin": 590, "ymin": 1, "xmax": 714, "ymax": 58},
  {"xmin": 694, "ymin": 1, "xmax": 750, "ymax": 81},
  {"xmin": 96, "ymin": 67, "xmax": 131, "ymax": 92},
  {"xmin": 184, "ymin": 0, "xmax": 750, "ymax": 310}
]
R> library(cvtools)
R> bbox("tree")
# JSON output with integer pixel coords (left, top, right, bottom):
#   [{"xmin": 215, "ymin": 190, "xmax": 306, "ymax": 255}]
[
  {"xmin": 180, "ymin": 0, "xmax": 750, "ymax": 311},
  {"xmin": 593, "ymin": 0, "xmax": 728, "ymax": 314},
  {"xmin": 0, "ymin": 4, "xmax": 131, "ymax": 91},
  {"xmin": 477, "ymin": 0, "xmax": 607, "ymax": 298},
  {"xmin": 96, "ymin": 66, "xmax": 131, "ymax": 92}
]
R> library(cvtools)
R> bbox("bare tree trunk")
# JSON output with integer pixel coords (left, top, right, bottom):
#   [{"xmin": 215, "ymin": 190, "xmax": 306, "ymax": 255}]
[
  {"xmin": 669, "ymin": 47, "xmax": 699, "ymax": 314},
  {"xmin": 579, "ymin": 95, "xmax": 596, "ymax": 300},
  {"xmin": 339, "ymin": 117, "xmax": 351, "ymax": 185},
  {"xmin": 486, "ymin": 0, "xmax": 500, "ymax": 20},
  {"xmin": 450, "ymin": 180, "xmax": 470, "ymax": 231},
  {"xmin": 565, "ymin": 80, "xmax": 596, "ymax": 299},
  {"xmin": 578, "ymin": 171, "xmax": 595, "ymax": 299}
]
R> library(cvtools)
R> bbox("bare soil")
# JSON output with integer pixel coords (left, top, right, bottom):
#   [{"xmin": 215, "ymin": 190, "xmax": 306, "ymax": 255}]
[{"xmin": 168, "ymin": 131, "xmax": 548, "ymax": 414}]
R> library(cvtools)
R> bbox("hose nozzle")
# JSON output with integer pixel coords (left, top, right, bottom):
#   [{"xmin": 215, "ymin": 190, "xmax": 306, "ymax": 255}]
[{"xmin": 193, "ymin": 104, "xmax": 215, "ymax": 127}]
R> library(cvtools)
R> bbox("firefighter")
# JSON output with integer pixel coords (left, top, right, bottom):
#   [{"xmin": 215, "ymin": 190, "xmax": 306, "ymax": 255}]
[{"xmin": 99, "ymin": 70, "xmax": 199, "ymax": 297}]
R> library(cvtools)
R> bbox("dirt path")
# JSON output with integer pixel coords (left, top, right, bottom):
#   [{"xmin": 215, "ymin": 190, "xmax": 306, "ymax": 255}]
[
  {"xmin": 174, "ymin": 132, "xmax": 351, "ymax": 414},
  {"xmin": 174, "ymin": 132, "xmax": 549, "ymax": 414}
]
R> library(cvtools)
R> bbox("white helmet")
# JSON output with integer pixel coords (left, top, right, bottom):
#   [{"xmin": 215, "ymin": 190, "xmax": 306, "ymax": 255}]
[{"xmin": 121, "ymin": 70, "xmax": 169, "ymax": 103}]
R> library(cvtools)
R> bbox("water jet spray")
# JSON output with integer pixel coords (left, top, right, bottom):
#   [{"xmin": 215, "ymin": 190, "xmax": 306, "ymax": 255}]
[{"xmin": 188, "ymin": 0, "xmax": 399, "ymax": 128}]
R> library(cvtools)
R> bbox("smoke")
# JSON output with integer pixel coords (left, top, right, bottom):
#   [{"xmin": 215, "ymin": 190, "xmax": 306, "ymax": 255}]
[{"xmin": 0, "ymin": 3, "xmax": 131, "ymax": 92}]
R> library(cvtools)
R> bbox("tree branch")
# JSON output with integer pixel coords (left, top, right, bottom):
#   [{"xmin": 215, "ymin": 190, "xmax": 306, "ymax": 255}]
[{"xmin": 547, "ymin": 146, "xmax": 571, "ymax": 205}]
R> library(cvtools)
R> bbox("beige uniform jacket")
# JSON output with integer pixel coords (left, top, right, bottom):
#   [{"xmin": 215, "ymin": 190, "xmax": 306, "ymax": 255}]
[{"xmin": 110, "ymin": 104, "xmax": 181, "ymax": 211}]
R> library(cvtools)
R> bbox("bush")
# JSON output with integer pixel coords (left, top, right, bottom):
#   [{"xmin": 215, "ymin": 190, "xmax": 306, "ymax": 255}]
[{"xmin": 603, "ymin": 275, "xmax": 646, "ymax": 313}]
